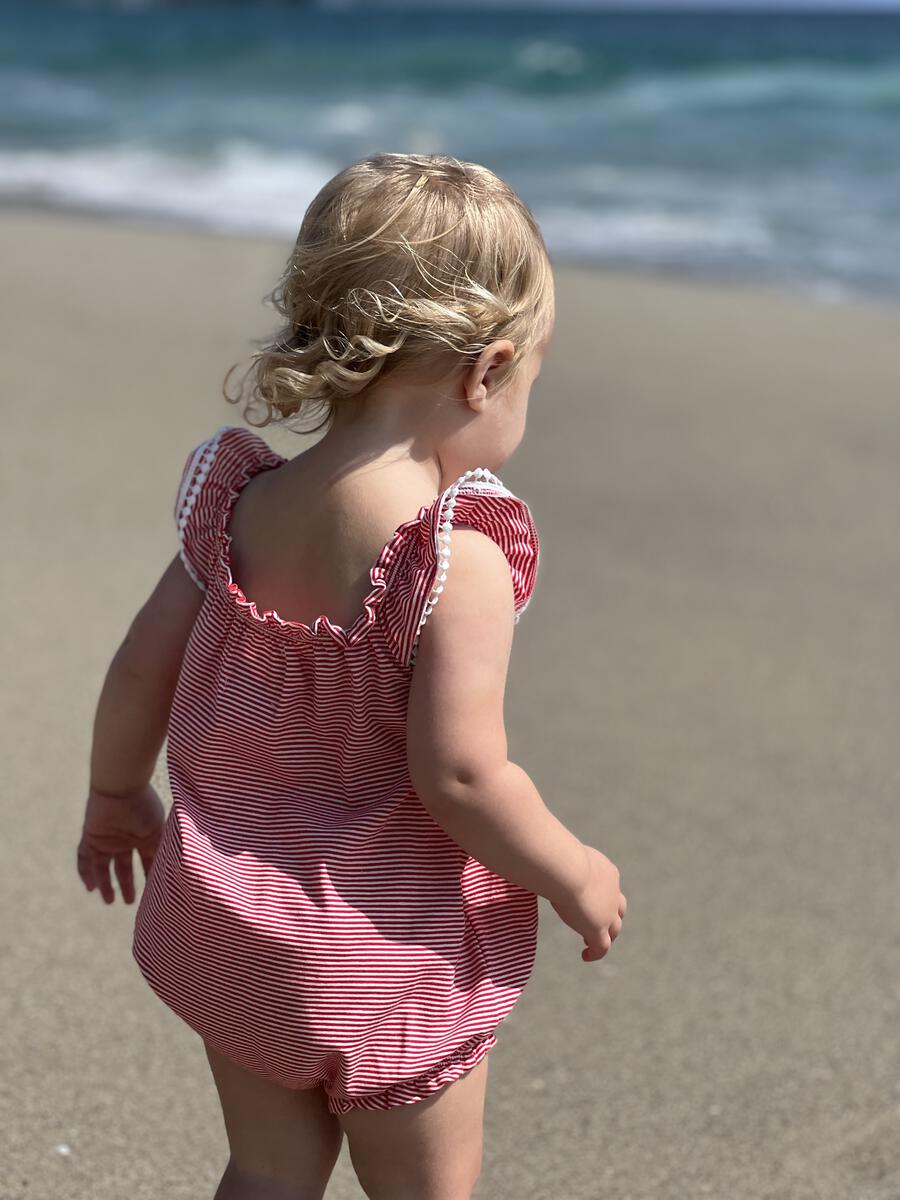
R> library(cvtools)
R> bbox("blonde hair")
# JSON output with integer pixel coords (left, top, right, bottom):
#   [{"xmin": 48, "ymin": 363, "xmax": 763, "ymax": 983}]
[{"xmin": 224, "ymin": 152, "xmax": 554, "ymax": 434}]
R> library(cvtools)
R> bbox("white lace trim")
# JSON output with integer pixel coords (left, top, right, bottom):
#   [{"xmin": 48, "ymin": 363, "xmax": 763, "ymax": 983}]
[
  {"xmin": 416, "ymin": 466, "xmax": 508, "ymax": 635},
  {"xmin": 174, "ymin": 426, "xmax": 228, "ymax": 592}
]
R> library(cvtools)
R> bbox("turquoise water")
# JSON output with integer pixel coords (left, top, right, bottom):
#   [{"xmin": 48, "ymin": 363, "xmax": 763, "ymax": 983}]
[{"xmin": 3, "ymin": 1, "xmax": 900, "ymax": 300}]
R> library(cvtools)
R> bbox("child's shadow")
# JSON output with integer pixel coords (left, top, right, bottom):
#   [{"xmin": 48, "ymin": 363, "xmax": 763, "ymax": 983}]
[{"xmin": 171, "ymin": 790, "xmax": 538, "ymax": 1000}]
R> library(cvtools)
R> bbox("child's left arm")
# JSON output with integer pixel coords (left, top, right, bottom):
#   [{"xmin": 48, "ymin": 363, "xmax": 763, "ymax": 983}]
[{"xmin": 77, "ymin": 554, "xmax": 204, "ymax": 906}]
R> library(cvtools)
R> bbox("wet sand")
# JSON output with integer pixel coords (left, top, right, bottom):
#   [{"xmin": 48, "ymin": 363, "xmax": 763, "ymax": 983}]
[{"xmin": 3, "ymin": 208, "xmax": 899, "ymax": 1199}]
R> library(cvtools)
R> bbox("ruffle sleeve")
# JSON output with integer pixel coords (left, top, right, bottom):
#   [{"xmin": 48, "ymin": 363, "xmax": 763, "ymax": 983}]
[
  {"xmin": 378, "ymin": 469, "xmax": 540, "ymax": 669},
  {"xmin": 174, "ymin": 425, "xmax": 284, "ymax": 591}
]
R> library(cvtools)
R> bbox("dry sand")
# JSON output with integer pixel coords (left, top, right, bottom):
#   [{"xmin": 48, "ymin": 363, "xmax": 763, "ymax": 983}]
[{"xmin": 3, "ymin": 208, "xmax": 899, "ymax": 1200}]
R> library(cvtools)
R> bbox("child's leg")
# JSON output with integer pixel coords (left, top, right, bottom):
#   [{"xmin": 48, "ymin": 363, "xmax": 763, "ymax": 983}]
[
  {"xmin": 203, "ymin": 1039, "xmax": 344, "ymax": 1200},
  {"xmin": 335, "ymin": 1055, "xmax": 489, "ymax": 1200}
]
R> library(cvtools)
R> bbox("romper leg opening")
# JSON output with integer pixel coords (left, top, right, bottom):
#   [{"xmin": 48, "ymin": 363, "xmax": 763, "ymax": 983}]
[{"xmin": 327, "ymin": 1031, "xmax": 496, "ymax": 1115}]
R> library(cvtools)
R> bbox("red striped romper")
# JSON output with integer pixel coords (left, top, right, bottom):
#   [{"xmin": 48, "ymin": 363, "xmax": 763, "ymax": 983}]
[{"xmin": 132, "ymin": 424, "xmax": 541, "ymax": 1114}]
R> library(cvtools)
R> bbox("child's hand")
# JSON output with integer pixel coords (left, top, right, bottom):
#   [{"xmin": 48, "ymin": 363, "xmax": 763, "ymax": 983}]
[
  {"xmin": 77, "ymin": 784, "xmax": 166, "ymax": 905},
  {"xmin": 549, "ymin": 846, "xmax": 627, "ymax": 963}
]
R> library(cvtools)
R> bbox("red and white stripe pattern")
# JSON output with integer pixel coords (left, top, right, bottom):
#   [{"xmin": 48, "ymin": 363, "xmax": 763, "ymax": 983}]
[{"xmin": 132, "ymin": 426, "xmax": 541, "ymax": 1113}]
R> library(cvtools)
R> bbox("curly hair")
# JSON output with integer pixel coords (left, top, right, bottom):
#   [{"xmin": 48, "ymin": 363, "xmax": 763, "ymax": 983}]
[{"xmin": 223, "ymin": 152, "xmax": 554, "ymax": 434}]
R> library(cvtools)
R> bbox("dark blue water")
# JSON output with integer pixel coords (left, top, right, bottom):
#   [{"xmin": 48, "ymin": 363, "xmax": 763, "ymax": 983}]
[{"xmin": 4, "ymin": 1, "xmax": 900, "ymax": 300}]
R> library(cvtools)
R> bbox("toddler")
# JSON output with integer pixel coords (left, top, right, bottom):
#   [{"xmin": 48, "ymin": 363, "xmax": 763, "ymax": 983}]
[{"xmin": 77, "ymin": 152, "xmax": 626, "ymax": 1200}]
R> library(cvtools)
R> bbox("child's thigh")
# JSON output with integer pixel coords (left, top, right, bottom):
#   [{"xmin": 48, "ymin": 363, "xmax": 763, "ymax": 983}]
[
  {"xmin": 203, "ymin": 1039, "xmax": 343, "ymax": 1195},
  {"xmin": 337, "ymin": 1055, "xmax": 489, "ymax": 1200}
]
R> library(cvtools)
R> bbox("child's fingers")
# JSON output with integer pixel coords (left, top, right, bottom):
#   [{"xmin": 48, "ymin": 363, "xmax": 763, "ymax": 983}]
[
  {"xmin": 135, "ymin": 827, "xmax": 162, "ymax": 881},
  {"xmin": 77, "ymin": 843, "xmax": 97, "ymax": 893},
  {"xmin": 113, "ymin": 851, "xmax": 136, "ymax": 905},
  {"xmin": 92, "ymin": 852, "xmax": 115, "ymax": 904},
  {"xmin": 138, "ymin": 848, "xmax": 155, "ymax": 880},
  {"xmin": 581, "ymin": 930, "xmax": 612, "ymax": 962}
]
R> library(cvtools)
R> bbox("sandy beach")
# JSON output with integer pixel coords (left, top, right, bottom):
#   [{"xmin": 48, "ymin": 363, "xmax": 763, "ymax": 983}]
[{"xmin": 3, "ymin": 208, "xmax": 900, "ymax": 1200}]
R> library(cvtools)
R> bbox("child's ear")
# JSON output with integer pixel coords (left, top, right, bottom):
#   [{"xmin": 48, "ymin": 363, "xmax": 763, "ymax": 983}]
[{"xmin": 462, "ymin": 340, "xmax": 515, "ymax": 412}]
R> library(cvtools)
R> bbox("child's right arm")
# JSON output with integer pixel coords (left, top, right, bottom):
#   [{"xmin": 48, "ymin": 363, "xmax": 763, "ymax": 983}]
[{"xmin": 407, "ymin": 528, "xmax": 626, "ymax": 960}]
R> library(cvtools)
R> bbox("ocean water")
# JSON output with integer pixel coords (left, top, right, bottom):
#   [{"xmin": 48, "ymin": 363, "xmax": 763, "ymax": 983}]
[{"xmin": 3, "ymin": 1, "xmax": 900, "ymax": 301}]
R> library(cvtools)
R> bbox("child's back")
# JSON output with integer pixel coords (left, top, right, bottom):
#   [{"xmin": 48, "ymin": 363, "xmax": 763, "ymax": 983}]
[{"xmin": 132, "ymin": 422, "xmax": 542, "ymax": 1114}]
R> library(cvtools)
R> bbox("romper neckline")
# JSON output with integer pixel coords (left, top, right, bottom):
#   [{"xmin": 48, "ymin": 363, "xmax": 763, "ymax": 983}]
[{"xmin": 215, "ymin": 448, "xmax": 508, "ymax": 647}]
